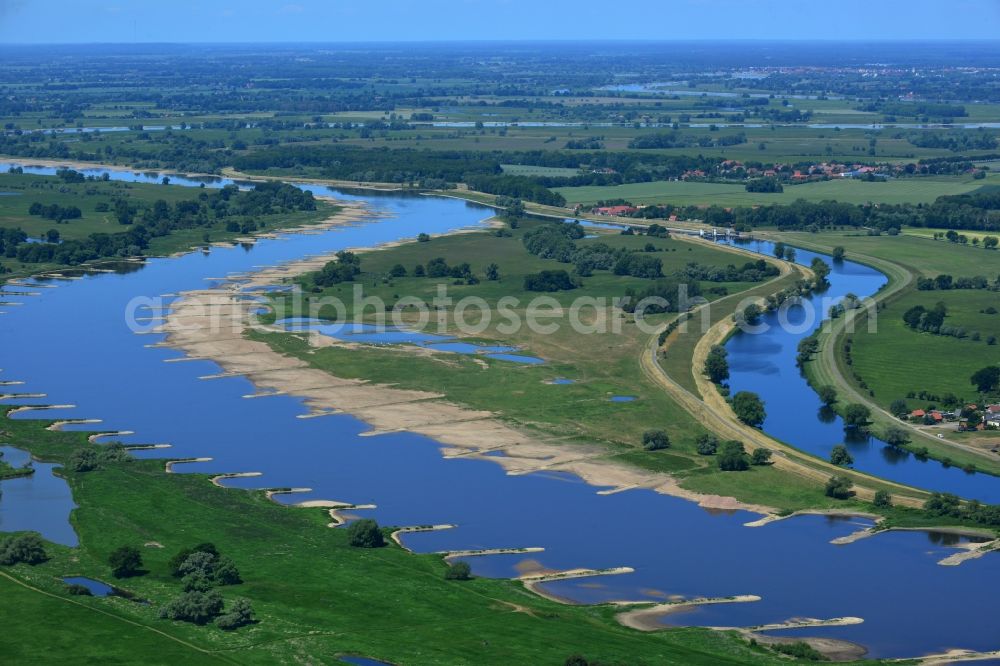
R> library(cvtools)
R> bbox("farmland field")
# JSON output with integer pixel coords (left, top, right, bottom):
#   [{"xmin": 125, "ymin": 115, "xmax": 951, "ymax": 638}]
[{"xmin": 556, "ymin": 173, "xmax": 1000, "ymax": 207}]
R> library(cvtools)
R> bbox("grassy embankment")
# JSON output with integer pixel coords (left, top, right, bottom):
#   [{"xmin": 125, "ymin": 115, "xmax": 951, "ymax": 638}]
[
  {"xmin": 0, "ymin": 172, "xmax": 339, "ymax": 281},
  {"xmin": 0, "ymin": 410, "xmax": 807, "ymax": 666},
  {"xmin": 255, "ymin": 218, "xmax": 938, "ymax": 513},
  {"xmin": 776, "ymin": 231, "xmax": 1000, "ymax": 469}
]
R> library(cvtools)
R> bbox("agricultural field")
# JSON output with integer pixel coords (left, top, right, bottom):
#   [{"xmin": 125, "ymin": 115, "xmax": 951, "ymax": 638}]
[
  {"xmin": 556, "ymin": 173, "xmax": 1000, "ymax": 208},
  {"xmin": 850, "ymin": 289, "xmax": 1000, "ymax": 413}
]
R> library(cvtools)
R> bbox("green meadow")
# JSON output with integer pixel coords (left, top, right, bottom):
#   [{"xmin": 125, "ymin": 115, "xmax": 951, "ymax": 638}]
[{"xmin": 555, "ymin": 173, "xmax": 997, "ymax": 208}]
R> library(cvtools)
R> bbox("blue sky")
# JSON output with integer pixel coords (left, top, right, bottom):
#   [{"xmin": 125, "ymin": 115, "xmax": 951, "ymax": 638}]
[{"xmin": 0, "ymin": 0, "xmax": 997, "ymax": 43}]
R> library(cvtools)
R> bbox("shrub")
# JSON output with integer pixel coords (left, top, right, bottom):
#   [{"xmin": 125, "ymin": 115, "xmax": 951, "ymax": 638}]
[
  {"xmin": 444, "ymin": 561, "xmax": 472, "ymax": 580},
  {"xmin": 695, "ymin": 434, "xmax": 718, "ymax": 455},
  {"xmin": 66, "ymin": 583, "xmax": 93, "ymax": 596},
  {"xmin": 347, "ymin": 519, "xmax": 385, "ymax": 548},
  {"xmin": 159, "ymin": 590, "xmax": 224, "ymax": 625},
  {"xmin": 215, "ymin": 598, "xmax": 255, "ymax": 631},
  {"xmin": 750, "ymin": 448, "xmax": 772, "ymax": 466},
  {"xmin": 642, "ymin": 430, "xmax": 670, "ymax": 451}
]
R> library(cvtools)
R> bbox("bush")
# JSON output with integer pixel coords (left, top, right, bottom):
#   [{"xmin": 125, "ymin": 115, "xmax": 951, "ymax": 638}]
[
  {"xmin": 108, "ymin": 545, "xmax": 143, "ymax": 579},
  {"xmin": 642, "ymin": 429, "xmax": 670, "ymax": 451},
  {"xmin": 750, "ymin": 448, "xmax": 772, "ymax": 466},
  {"xmin": 0, "ymin": 534, "xmax": 48, "ymax": 565},
  {"xmin": 215, "ymin": 598, "xmax": 255, "ymax": 631},
  {"xmin": 695, "ymin": 434, "xmax": 718, "ymax": 455},
  {"xmin": 159, "ymin": 590, "xmax": 224, "ymax": 625},
  {"xmin": 825, "ymin": 476, "xmax": 854, "ymax": 499},
  {"xmin": 444, "ymin": 561, "xmax": 472, "ymax": 580},
  {"xmin": 718, "ymin": 440, "xmax": 750, "ymax": 471},
  {"xmin": 347, "ymin": 519, "xmax": 385, "ymax": 548},
  {"xmin": 873, "ymin": 490, "xmax": 893, "ymax": 508},
  {"xmin": 66, "ymin": 583, "xmax": 93, "ymax": 596},
  {"xmin": 177, "ymin": 550, "xmax": 242, "ymax": 589},
  {"xmin": 771, "ymin": 641, "xmax": 828, "ymax": 661}
]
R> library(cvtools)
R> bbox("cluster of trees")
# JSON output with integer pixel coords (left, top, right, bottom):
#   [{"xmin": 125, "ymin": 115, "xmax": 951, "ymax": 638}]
[
  {"xmin": 627, "ymin": 131, "xmax": 746, "ymax": 149},
  {"xmin": 744, "ymin": 177, "xmax": 783, "ymax": 193},
  {"xmin": 421, "ymin": 257, "xmax": 477, "ymax": 283},
  {"xmin": 28, "ymin": 201, "xmax": 82, "ymax": 221},
  {"xmin": 68, "ymin": 442, "xmax": 131, "ymax": 472},
  {"xmin": 713, "ymin": 440, "xmax": 770, "ymax": 470},
  {"xmin": 903, "ymin": 301, "xmax": 996, "ymax": 344},
  {"xmin": 0, "ymin": 533, "xmax": 47, "ymax": 565},
  {"xmin": 157, "ymin": 543, "xmax": 253, "ymax": 630},
  {"xmin": 916, "ymin": 273, "xmax": 997, "ymax": 291},
  {"xmin": 621, "ymin": 278, "xmax": 702, "ymax": 314},
  {"xmin": 5, "ymin": 182, "xmax": 317, "ymax": 267},
  {"xmin": 465, "ymin": 173, "xmax": 566, "ymax": 206},
  {"xmin": 524, "ymin": 269, "xmax": 579, "ymax": 292},
  {"xmin": 905, "ymin": 131, "xmax": 996, "ymax": 152},
  {"xmin": 679, "ymin": 259, "xmax": 779, "ymax": 283},
  {"xmin": 314, "ymin": 251, "xmax": 361, "ymax": 287},
  {"xmin": 923, "ymin": 492, "xmax": 1000, "ymax": 528},
  {"xmin": 522, "ymin": 221, "xmax": 586, "ymax": 262}
]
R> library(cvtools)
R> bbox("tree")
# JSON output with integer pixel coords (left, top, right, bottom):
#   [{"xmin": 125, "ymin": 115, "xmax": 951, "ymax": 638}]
[
  {"xmin": 740, "ymin": 303, "xmax": 762, "ymax": 326},
  {"xmin": 883, "ymin": 426, "xmax": 910, "ymax": 448},
  {"xmin": 159, "ymin": 590, "xmax": 224, "ymax": 625},
  {"xmin": 825, "ymin": 475, "xmax": 854, "ymax": 499},
  {"xmin": 169, "ymin": 543, "xmax": 219, "ymax": 577},
  {"xmin": 984, "ymin": 236, "xmax": 998, "ymax": 250},
  {"xmin": 889, "ymin": 399, "xmax": 909, "ymax": 418},
  {"xmin": 732, "ymin": 391, "xmax": 766, "ymax": 427},
  {"xmin": 703, "ymin": 346, "xmax": 729, "ymax": 384},
  {"xmin": 817, "ymin": 385, "xmax": 837, "ymax": 406},
  {"xmin": 970, "ymin": 366, "xmax": 1000, "ymax": 393},
  {"xmin": 718, "ymin": 440, "xmax": 750, "ymax": 471},
  {"xmin": 695, "ymin": 434, "xmax": 718, "ymax": 455},
  {"xmin": 832, "ymin": 246, "xmax": 846, "ymax": 262},
  {"xmin": 389, "ymin": 263, "xmax": 407, "ymax": 278},
  {"xmin": 216, "ymin": 598, "xmax": 255, "ymax": 631},
  {"xmin": 445, "ymin": 561, "xmax": 472, "ymax": 580},
  {"xmin": 784, "ymin": 247, "xmax": 797, "ymax": 263},
  {"xmin": 0, "ymin": 534, "xmax": 47, "ymax": 565},
  {"xmin": 108, "ymin": 545, "xmax": 143, "ymax": 579},
  {"xmin": 811, "ymin": 257, "xmax": 831, "ymax": 285},
  {"xmin": 642, "ymin": 430, "xmax": 670, "ymax": 451},
  {"xmin": 873, "ymin": 490, "xmax": 893, "ymax": 508},
  {"xmin": 750, "ymin": 448, "xmax": 772, "ymax": 465},
  {"xmin": 773, "ymin": 241, "xmax": 786, "ymax": 259},
  {"xmin": 829, "ymin": 444, "xmax": 853, "ymax": 466},
  {"xmin": 484, "ymin": 263, "xmax": 500, "ymax": 281},
  {"xmin": 842, "ymin": 403, "xmax": 871, "ymax": 429},
  {"xmin": 347, "ymin": 519, "xmax": 385, "ymax": 548},
  {"xmin": 417, "ymin": 232, "xmax": 431, "ymax": 242}
]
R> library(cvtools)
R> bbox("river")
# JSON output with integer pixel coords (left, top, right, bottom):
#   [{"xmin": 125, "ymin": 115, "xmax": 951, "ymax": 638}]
[{"xmin": 0, "ymin": 161, "xmax": 997, "ymax": 658}]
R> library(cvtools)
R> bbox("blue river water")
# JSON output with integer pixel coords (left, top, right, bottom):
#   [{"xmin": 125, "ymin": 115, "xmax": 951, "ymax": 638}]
[
  {"xmin": 0, "ymin": 161, "xmax": 997, "ymax": 658},
  {"xmin": 0, "ymin": 446, "xmax": 77, "ymax": 546}
]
